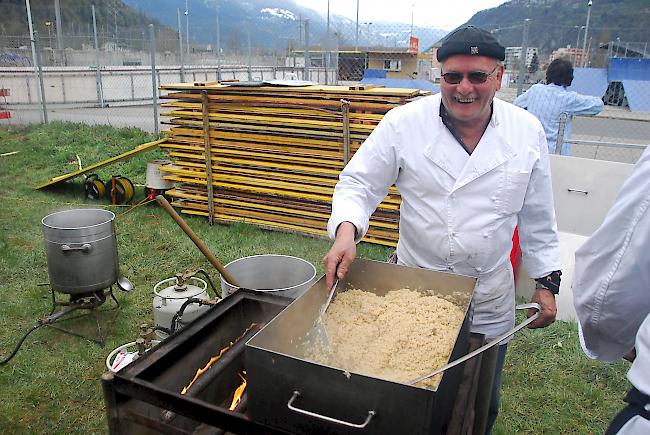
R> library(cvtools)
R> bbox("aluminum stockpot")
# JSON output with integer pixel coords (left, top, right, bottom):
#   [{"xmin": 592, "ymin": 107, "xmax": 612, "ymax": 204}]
[
  {"xmin": 220, "ymin": 254, "xmax": 317, "ymax": 299},
  {"xmin": 246, "ymin": 258, "xmax": 477, "ymax": 435},
  {"xmin": 42, "ymin": 208, "xmax": 118, "ymax": 294}
]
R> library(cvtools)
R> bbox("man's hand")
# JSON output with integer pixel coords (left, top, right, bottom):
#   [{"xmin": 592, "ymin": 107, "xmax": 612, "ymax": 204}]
[
  {"xmin": 323, "ymin": 222, "xmax": 357, "ymax": 288},
  {"xmin": 527, "ymin": 287, "xmax": 557, "ymax": 329}
]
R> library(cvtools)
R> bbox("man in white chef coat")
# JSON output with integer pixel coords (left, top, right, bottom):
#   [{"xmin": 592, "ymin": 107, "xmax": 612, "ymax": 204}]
[
  {"xmin": 573, "ymin": 146, "xmax": 650, "ymax": 435},
  {"xmin": 323, "ymin": 26, "xmax": 562, "ymax": 434}
]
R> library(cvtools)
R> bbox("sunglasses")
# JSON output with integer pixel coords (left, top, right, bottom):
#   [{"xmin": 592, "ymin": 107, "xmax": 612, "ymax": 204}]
[{"xmin": 441, "ymin": 65, "xmax": 499, "ymax": 85}]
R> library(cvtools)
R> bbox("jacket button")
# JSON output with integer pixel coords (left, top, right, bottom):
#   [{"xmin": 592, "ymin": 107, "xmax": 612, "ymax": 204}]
[
  {"xmin": 476, "ymin": 267, "xmax": 483, "ymax": 273},
  {"xmin": 491, "ymin": 196, "xmax": 497, "ymax": 201},
  {"xmin": 483, "ymin": 232, "xmax": 489, "ymax": 238}
]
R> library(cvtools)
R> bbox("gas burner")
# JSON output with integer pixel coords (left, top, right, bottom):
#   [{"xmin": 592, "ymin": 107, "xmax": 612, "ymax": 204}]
[{"xmin": 44, "ymin": 286, "xmax": 120, "ymax": 347}]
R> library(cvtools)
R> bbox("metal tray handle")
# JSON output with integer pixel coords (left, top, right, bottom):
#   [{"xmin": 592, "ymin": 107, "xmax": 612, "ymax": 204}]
[
  {"xmin": 408, "ymin": 302, "xmax": 541, "ymax": 385},
  {"xmin": 287, "ymin": 390, "xmax": 376, "ymax": 429}
]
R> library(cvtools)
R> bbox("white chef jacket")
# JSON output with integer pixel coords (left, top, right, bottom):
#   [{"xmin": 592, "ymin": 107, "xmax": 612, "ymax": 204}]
[
  {"xmin": 328, "ymin": 94, "xmax": 561, "ymax": 340},
  {"xmin": 573, "ymin": 146, "xmax": 650, "ymax": 433}
]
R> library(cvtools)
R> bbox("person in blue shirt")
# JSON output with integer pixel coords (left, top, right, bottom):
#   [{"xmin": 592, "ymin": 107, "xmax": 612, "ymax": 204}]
[{"xmin": 514, "ymin": 58, "xmax": 604, "ymax": 155}]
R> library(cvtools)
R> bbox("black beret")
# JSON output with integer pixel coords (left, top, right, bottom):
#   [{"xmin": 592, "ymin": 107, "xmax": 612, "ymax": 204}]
[{"xmin": 437, "ymin": 26, "xmax": 505, "ymax": 62}]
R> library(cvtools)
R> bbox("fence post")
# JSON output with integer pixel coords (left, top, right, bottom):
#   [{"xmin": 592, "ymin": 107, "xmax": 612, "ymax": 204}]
[
  {"xmin": 555, "ymin": 112, "xmax": 568, "ymax": 155},
  {"xmin": 149, "ymin": 24, "xmax": 159, "ymax": 138},
  {"xmin": 304, "ymin": 19, "xmax": 310, "ymax": 81},
  {"xmin": 177, "ymin": 8, "xmax": 185, "ymax": 82},
  {"xmin": 91, "ymin": 4, "xmax": 105, "ymax": 107},
  {"xmin": 247, "ymin": 24, "xmax": 252, "ymax": 81},
  {"xmin": 25, "ymin": 0, "xmax": 44, "ymax": 122},
  {"xmin": 516, "ymin": 18, "xmax": 530, "ymax": 97},
  {"xmin": 216, "ymin": 14, "xmax": 222, "ymax": 81},
  {"xmin": 33, "ymin": 31, "xmax": 48, "ymax": 123}
]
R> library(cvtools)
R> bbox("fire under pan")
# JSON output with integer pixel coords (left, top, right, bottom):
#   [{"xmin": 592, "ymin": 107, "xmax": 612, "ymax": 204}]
[
  {"xmin": 102, "ymin": 290, "xmax": 292, "ymax": 435},
  {"xmin": 246, "ymin": 259, "xmax": 477, "ymax": 435}
]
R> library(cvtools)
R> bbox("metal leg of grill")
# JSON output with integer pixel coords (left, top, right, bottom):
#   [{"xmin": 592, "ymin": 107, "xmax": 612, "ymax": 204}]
[{"xmin": 44, "ymin": 286, "xmax": 121, "ymax": 347}]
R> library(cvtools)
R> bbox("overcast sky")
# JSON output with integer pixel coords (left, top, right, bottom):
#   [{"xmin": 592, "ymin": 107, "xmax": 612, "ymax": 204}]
[{"xmin": 293, "ymin": 0, "xmax": 509, "ymax": 30}]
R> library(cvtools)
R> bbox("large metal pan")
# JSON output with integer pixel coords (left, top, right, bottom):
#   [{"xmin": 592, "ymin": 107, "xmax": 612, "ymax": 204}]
[{"xmin": 246, "ymin": 259, "xmax": 476, "ymax": 435}]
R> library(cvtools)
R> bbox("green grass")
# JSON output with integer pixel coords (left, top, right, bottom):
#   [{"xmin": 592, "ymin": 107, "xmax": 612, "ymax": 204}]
[{"xmin": 0, "ymin": 122, "xmax": 631, "ymax": 434}]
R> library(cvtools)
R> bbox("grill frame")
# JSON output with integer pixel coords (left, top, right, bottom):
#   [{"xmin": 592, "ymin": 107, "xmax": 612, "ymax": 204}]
[{"xmin": 102, "ymin": 289, "xmax": 292, "ymax": 435}]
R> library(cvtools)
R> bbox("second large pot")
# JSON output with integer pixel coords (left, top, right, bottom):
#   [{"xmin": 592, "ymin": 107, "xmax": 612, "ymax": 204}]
[{"xmin": 42, "ymin": 208, "xmax": 118, "ymax": 294}]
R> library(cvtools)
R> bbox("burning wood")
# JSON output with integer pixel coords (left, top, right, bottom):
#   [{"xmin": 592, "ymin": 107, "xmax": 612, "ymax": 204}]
[
  {"xmin": 228, "ymin": 371, "xmax": 247, "ymax": 411},
  {"xmin": 181, "ymin": 323, "xmax": 258, "ymax": 395}
]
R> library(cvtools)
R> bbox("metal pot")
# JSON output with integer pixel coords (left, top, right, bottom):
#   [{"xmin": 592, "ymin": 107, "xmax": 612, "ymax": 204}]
[
  {"xmin": 220, "ymin": 254, "xmax": 317, "ymax": 299},
  {"xmin": 42, "ymin": 208, "xmax": 118, "ymax": 294}
]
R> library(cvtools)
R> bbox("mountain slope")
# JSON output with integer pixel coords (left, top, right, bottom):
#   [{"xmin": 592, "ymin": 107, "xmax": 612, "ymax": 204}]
[
  {"xmin": 464, "ymin": 0, "xmax": 649, "ymax": 55},
  {"xmin": 122, "ymin": 0, "xmax": 447, "ymax": 52},
  {"xmin": 1, "ymin": 0, "xmax": 172, "ymax": 37}
]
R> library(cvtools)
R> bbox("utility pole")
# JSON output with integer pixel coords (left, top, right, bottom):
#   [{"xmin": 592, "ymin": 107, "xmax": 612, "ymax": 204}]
[
  {"xmin": 326, "ymin": 0, "xmax": 330, "ymax": 85},
  {"xmin": 355, "ymin": 0, "xmax": 360, "ymax": 51},
  {"xmin": 581, "ymin": 0, "xmax": 593, "ymax": 67},
  {"xmin": 185, "ymin": 0, "xmax": 190, "ymax": 62},
  {"xmin": 516, "ymin": 18, "xmax": 530, "ymax": 97},
  {"xmin": 304, "ymin": 19, "xmax": 310, "ymax": 81}
]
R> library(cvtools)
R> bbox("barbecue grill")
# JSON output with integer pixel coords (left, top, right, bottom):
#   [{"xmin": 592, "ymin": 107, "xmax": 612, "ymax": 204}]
[
  {"xmin": 102, "ymin": 261, "xmax": 501, "ymax": 435},
  {"xmin": 102, "ymin": 289, "xmax": 291, "ymax": 434}
]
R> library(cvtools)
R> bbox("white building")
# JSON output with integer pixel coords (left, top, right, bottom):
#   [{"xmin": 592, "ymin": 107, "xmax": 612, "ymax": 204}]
[{"xmin": 505, "ymin": 46, "xmax": 539, "ymax": 71}]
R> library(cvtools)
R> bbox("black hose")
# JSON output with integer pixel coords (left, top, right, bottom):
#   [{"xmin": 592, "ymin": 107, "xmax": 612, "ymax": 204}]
[
  {"xmin": 0, "ymin": 323, "xmax": 45, "ymax": 365},
  {"xmin": 194, "ymin": 268, "xmax": 221, "ymax": 298},
  {"xmin": 153, "ymin": 325, "xmax": 172, "ymax": 335},
  {"xmin": 170, "ymin": 297, "xmax": 205, "ymax": 333}
]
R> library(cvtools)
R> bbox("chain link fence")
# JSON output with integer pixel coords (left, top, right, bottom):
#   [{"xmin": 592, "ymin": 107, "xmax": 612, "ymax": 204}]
[{"xmin": 0, "ymin": 5, "xmax": 647, "ymax": 164}]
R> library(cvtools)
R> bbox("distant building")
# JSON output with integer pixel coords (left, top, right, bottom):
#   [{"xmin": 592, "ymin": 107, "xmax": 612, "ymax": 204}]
[
  {"xmin": 550, "ymin": 47, "xmax": 587, "ymax": 66},
  {"xmin": 421, "ymin": 43, "xmax": 441, "ymax": 82},
  {"xmin": 366, "ymin": 49, "xmax": 418, "ymax": 79},
  {"xmin": 505, "ymin": 46, "xmax": 539, "ymax": 71}
]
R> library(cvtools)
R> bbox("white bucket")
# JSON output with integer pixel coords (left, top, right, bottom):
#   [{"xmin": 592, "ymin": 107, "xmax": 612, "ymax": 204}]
[{"xmin": 145, "ymin": 160, "xmax": 174, "ymax": 190}]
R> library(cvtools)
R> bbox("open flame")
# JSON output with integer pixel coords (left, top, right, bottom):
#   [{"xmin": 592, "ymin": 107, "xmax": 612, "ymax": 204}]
[
  {"xmin": 229, "ymin": 371, "xmax": 247, "ymax": 411},
  {"xmin": 180, "ymin": 323, "xmax": 257, "ymax": 395}
]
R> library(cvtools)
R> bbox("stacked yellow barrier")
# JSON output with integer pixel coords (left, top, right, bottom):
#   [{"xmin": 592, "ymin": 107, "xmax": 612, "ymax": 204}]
[{"xmin": 158, "ymin": 83, "xmax": 429, "ymax": 247}]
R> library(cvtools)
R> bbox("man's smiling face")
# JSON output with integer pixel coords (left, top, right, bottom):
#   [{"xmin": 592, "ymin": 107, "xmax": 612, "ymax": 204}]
[{"xmin": 440, "ymin": 55, "xmax": 503, "ymax": 127}]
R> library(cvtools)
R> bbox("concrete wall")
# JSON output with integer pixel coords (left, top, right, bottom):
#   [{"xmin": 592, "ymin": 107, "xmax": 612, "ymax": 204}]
[{"xmin": 0, "ymin": 65, "xmax": 334, "ymax": 105}]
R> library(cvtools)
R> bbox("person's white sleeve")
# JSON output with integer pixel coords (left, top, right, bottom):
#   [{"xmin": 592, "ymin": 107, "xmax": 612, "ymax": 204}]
[
  {"xmin": 517, "ymin": 126, "xmax": 561, "ymax": 278},
  {"xmin": 573, "ymin": 147, "xmax": 650, "ymax": 362},
  {"xmin": 327, "ymin": 110, "xmax": 400, "ymax": 242}
]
